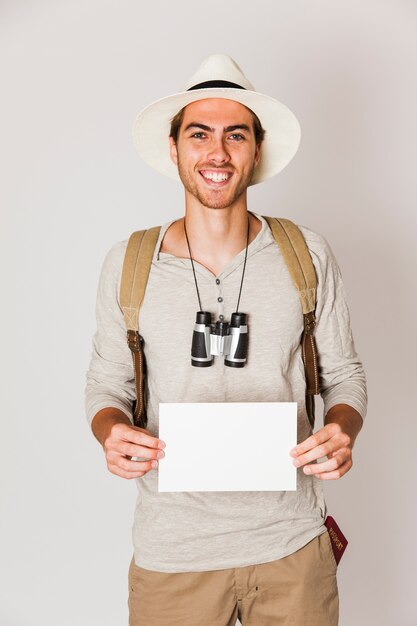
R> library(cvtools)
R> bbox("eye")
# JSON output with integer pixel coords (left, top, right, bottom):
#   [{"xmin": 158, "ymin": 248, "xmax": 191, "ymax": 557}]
[
  {"xmin": 191, "ymin": 132, "xmax": 206, "ymax": 139},
  {"xmin": 229, "ymin": 133, "xmax": 245, "ymax": 141}
]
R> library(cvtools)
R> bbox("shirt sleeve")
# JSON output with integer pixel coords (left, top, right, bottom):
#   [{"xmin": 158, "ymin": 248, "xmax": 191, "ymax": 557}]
[
  {"xmin": 84, "ymin": 240, "xmax": 136, "ymax": 428},
  {"xmin": 299, "ymin": 226, "xmax": 368, "ymax": 421}
]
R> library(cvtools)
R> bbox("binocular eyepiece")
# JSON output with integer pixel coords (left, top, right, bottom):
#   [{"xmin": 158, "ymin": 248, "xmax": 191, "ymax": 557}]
[{"xmin": 191, "ymin": 311, "xmax": 248, "ymax": 368}]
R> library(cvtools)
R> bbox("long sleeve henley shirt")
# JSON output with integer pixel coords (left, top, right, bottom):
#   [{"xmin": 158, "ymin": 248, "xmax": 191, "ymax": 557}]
[{"xmin": 84, "ymin": 212, "xmax": 367, "ymax": 572}]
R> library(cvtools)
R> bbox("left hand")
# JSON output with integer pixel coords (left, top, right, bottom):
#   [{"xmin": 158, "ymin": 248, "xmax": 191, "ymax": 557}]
[{"xmin": 289, "ymin": 422, "xmax": 353, "ymax": 480}]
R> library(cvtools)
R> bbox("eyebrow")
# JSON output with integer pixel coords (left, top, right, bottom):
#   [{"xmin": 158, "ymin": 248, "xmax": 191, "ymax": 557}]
[{"xmin": 183, "ymin": 123, "xmax": 251, "ymax": 133}]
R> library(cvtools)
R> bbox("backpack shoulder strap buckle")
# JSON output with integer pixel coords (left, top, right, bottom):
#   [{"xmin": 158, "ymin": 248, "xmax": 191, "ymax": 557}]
[
  {"xmin": 303, "ymin": 311, "xmax": 317, "ymax": 335},
  {"xmin": 127, "ymin": 329, "xmax": 144, "ymax": 353}
]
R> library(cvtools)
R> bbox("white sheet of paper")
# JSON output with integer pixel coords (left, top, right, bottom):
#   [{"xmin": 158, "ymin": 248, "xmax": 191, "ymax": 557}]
[{"xmin": 158, "ymin": 402, "xmax": 297, "ymax": 492}]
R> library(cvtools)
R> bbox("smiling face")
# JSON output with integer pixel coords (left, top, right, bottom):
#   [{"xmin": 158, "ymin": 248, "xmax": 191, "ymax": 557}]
[{"xmin": 169, "ymin": 98, "xmax": 262, "ymax": 210}]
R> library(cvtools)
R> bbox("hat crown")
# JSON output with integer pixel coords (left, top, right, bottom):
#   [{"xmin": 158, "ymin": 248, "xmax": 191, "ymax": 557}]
[{"xmin": 183, "ymin": 54, "xmax": 255, "ymax": 91}]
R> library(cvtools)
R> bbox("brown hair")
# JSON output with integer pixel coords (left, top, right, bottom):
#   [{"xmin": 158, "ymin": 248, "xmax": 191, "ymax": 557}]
[{"xmin": 169, "ymin": 104, "xmax": 266, "ymax": 146}]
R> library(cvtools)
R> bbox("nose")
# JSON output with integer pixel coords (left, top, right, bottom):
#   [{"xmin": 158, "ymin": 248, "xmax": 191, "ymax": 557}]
[{"xmin": 206, "ymin": 136, "xmax": 230, "ymax": 165}]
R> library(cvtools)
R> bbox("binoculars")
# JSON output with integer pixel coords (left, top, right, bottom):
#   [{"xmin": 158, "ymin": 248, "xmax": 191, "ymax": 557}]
[{"xmin": 191, "ymin": 311, "xmax": 248, "ymax": 368}]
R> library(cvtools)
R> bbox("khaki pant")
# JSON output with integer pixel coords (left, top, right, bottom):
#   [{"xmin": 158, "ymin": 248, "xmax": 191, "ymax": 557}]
[{"xmin": 128, "ymin": 531, "xmax": 339, "ymax": 625}]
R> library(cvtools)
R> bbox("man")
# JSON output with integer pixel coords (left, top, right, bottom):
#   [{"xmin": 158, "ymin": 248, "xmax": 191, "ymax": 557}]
[{"xmin": 85, "ymin": 54, "xmax": 367, "ymax": 625}]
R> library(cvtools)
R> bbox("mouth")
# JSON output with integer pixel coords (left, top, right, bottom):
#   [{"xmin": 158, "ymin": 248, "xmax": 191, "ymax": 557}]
[{"xmin": 199, "ymin": 169, "xmax": 233, "ymax": 187}]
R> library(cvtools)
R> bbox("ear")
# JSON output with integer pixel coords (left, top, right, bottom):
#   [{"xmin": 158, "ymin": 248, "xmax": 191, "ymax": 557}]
[
  {"xmin": 254, "ymin": 143, "xmax": 262, "ymax": 167},
  {"xmin": 169, "ymin": 136, "xmax": 178, "ymax": 166}
]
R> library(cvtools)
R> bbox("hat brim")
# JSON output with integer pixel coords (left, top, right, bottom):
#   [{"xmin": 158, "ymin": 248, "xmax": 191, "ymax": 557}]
[{"xmin": 132, "ymin": 88, "xmax": 301, "ymax": 186}]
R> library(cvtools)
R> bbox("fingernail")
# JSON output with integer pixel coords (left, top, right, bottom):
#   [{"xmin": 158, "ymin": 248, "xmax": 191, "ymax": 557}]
[
  {"xmin": 151, "ymin": 460, "xmax": 158, "ymax": 469},
  {"xmin": 304, "ymin": 467, "xmax": 311, "ymax": 474}
]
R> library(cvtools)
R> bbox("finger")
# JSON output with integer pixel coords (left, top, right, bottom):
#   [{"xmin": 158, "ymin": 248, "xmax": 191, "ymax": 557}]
[
  {"xmin": 115, "ymin": 424, "xmax": 166, "ymax": 450},
  {"xmin": 314, "ymin": 458, "xmax": 352, "ymax": 480},
  {"xmin": 290, "ymin": 423, "xmax": 345, "ymax": 458},
  {"xmin": 108, "ymin": 453, "xmax": 158, "ymax": 473},
  {"xmin": 121, "ymin": 455, "xmax": 158, "ymax": 472},
  {"xmin": 108, "ymin": 463, "xmax": 153, "ymax": 480},
  {"xmin": 290, "ymin": 427, "xmax": 333, "ymax": 457},
  {"xmin": 302, "ymin": 449, "xmax": 350, "ymax": 475},
  {"xmin": 118, "ymin": 441, "xmax": 165, "ymax": 461},
  {"xmin": 292, "ymin": 440, "xmax": 335, "ymax": 468},
  {"xmin": 127, "ymin": 431, "xmax": 165, "ymax": 451}
]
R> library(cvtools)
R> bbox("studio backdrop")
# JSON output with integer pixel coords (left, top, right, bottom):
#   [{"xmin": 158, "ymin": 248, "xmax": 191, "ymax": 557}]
[{"xmin": 1, "ymin": 1, "xmax": 416, "ymax": 625}]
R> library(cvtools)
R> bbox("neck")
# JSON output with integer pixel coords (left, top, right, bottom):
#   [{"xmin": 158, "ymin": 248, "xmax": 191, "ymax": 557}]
[
  {"xmin": 178, "ymin": 193, "xmax": 261, "ymax": 276},
  {"xmin": 159, "ymin": 192, "xmax": 263, "ymax": 276}
]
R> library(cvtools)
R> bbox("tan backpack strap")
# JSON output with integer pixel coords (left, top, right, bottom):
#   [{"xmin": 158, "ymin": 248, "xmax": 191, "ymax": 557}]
[
  {"xmin": 263, "ymin": 216, "xmax": 316, "ymax": 314},
  {"xmin": 263, "ymin": 216, "xmax": 320, "ymax": 427},
  {"xmin": 120, "ymin": 227, "xmax": 162, "ymax": 330},
  {"xmin": 120, "ymin": 226, "xmax": 161, "ymax": 427}
]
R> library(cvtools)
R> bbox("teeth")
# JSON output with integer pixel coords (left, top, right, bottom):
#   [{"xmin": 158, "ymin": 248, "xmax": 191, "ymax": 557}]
[{"xmin": 201, "ymin": 171, "xmax": 230, "ymax": 182}]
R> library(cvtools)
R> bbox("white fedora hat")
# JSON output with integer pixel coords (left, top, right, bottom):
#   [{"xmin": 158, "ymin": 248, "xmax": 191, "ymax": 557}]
[{"xmin": 132, "ymin": 54, "xmax": 301, "ymax": 186}]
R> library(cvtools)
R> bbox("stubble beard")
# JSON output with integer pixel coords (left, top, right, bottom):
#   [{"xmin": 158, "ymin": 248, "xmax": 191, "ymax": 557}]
[{"xmin": 176, "ymin": 158, "xmax": 257, "ymax": 210}]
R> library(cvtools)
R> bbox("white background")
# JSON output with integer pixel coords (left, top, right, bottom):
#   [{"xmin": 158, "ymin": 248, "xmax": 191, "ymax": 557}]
[{"xmin": 1, "ymin": 1, "xmax": 416, "ymax": 624}]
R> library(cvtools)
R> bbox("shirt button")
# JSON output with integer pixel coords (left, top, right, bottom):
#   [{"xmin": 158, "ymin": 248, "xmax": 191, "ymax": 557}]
[
  {"xmin": 215, "ymin": 278, "xmax": 220, "ymax": 284},
  {"xmin": 217, "ymin": 296, "xmax": 223, "ymax": 303},
  {"xmin": 219, "ymin": 314, "xmax": 225, "ymax": 321}
]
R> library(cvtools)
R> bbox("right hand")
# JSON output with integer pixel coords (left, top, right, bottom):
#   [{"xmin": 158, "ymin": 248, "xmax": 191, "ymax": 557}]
[{"xmin": 103, "ymin": 422, "xmax": 166, "ymax": 480}]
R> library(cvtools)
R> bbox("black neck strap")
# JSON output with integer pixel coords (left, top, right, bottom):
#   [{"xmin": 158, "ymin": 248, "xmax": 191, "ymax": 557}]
[{"xmin": 183, "ymin": 214, "xmax": 250, "ymax": 316}]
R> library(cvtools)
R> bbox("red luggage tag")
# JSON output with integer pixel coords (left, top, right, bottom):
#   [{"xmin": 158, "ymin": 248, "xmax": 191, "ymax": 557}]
[{"xmin": 324, "ymin": 516, "xmax": 348, "ymax": 565}]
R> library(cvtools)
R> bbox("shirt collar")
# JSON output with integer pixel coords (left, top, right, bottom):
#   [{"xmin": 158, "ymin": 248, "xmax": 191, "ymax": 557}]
[{"xmin": 152, "ymin": 211, "xmax": 275, "ymax": 279}]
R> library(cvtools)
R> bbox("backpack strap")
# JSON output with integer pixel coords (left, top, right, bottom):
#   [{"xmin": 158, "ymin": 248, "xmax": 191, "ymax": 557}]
[
  {"xmin": 120, "ymin": 217, "xmax": 320, "ymax": 430},
  {"xmin": 119, "ymin": 226, "xmax": 161, "ymax": 427},
  {"xmin": 262, "ymin": 216, "xmax": 320, "ymax": 428}
]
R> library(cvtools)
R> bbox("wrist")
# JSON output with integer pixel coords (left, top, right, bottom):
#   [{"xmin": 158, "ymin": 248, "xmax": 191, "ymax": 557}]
[
  {"xmin": 91, "ymin": 407, "xmax": 133, "ymax": 447},
  {"xmin": 324, "ymin": 403, "xmax": 363, "ymax": 445}
]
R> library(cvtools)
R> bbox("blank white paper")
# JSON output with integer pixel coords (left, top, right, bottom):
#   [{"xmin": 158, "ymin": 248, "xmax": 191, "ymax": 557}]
[{"xmin": 158, "ymin": 402, "xmax": 297, "ymax": 492}]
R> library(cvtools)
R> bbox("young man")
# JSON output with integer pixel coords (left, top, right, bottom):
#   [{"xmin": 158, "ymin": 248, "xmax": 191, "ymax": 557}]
[{"xmin": 85, "ymin": 54, "xmax": 367, "ymax": 625}]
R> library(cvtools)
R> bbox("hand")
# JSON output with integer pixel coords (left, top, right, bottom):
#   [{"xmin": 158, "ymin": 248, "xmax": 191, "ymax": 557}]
[
  {"xmin": 103, "ymin": 422, "xmax": 166, "ymax": 480},
  {"xmin": 289, "ymin": 422, "xmax": 353, "ymax": 480}
]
